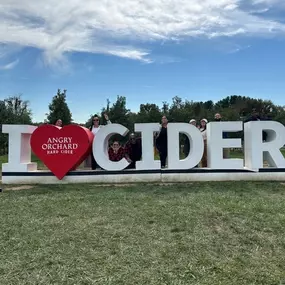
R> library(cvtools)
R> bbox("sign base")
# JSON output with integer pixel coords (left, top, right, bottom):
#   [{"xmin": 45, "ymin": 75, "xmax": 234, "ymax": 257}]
[{"xmin": 2, "ymin": 168, "xmax": 285, "ymax": 184}]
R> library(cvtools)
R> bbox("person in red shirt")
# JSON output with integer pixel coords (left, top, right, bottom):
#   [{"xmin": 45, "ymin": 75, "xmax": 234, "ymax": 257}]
[{"xmin": 108, "ymin": 141, "xmax": 125, "ymax": 161}]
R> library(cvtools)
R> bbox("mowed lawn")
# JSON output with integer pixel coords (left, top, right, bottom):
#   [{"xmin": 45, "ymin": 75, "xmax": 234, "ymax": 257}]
[{"xmin": 1, "ymin": 182, "xmax": 285, "ymax": 285}]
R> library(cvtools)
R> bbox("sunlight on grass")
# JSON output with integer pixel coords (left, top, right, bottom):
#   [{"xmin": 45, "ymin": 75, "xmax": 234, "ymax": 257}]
[{"xmin": 0, "ymin": 182, "xmax": 285, "ymax": 284}]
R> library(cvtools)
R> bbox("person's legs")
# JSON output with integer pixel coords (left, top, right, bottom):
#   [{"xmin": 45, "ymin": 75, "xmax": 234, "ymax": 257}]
[
  {"xmin": 126, "ymin": 161, "xmax": 136, "ymax": 169},
  {"xmin": 91, "ymin": 151, "xmax": 97, "ymax": 170},
  {"xmin": 160, "ymin": 149, "xmax": 167, "ymax": 168},
  {"xmin": 201, "ymin": 140, "xmax": 207, "ymax": 167}
]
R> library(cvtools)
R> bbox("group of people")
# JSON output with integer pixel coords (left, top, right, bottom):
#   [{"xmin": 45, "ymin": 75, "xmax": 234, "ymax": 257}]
[
  {"xmin": 86, "ymin": 114, "xmax": 143, "ymax": 170},
  {"xmin": 53, "ymin": 108, "xmax": 267, "ymax": 170},
  {"xmin": 83, "ymin": 113, "xmax": 221, "ymax": 169},
  {"xmin": 155, "ymin": 113, "xmax": 224, "ymax": 168}
]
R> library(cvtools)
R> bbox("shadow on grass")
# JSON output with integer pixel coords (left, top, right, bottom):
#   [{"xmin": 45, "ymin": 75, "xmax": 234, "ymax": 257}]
[{"xmin": 3, "ymin": 181, "xmax": 285, "ymax": 197}]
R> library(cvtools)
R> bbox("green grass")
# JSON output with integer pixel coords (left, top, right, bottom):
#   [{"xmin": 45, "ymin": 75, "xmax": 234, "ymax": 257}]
[{"xmin": 0, "ymin": 183, "xmax": 285, "ymax": 284}]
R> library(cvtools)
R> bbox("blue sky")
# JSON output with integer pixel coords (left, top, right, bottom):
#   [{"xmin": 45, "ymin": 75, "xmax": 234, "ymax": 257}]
[{"xmin": 1, "ymin": 0, "xmax": 285, "ymax": 123}]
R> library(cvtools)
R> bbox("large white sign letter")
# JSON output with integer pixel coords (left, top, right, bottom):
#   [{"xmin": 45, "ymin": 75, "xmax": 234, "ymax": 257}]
[
  {"xmin": 244, "ymin": 121, "xmax": 285, "ymax": 170},
  {"xmin": 135, "ymin": 123, "xmax": 161, "ymax": 170},
  {"xmin": 2, "ymin": 124, "xmax": 37, "ymax": 172},
  {"xmin": 93, "ymin": 124, "xmax": 129, "ymax": 170},
  {"xmin": 207, "ymin": 121, "xmax": 243, "ymax": 169},
  {"xmin": 167, "ymin": 123, "xmax": 204, "ymax": 169}
]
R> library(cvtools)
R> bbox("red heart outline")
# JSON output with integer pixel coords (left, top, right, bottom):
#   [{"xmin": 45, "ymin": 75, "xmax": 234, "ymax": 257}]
[{"xmin": 30, "ymin": 124, "xmax": 94, "ymax": 179}]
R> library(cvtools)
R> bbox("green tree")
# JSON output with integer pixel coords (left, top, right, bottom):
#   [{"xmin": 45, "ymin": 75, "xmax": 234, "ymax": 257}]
[
  {"xmin": 100, "ymin": 96, "xmax": 132, "ymax": 142},
  {"xmin": 102, "ymin": 96, "xmax": 131, "ymax": 127},
  {"xmin": 2, "ymin": 95, "xmax": 32, "ymax": 124},
  {"xmin": 169, "ymin": 96, "xmax": 188, "ymax": 122},
  {"xmin": 162, "ymin": 101, "xmax": 169, "ymax": 117},
  {"xmin": 137, "ymin": 103, "xmax": 162, "ymax": 123},
  {"xmin": 47, "ymin": 89, "xmax": 72, "ymax": 125},
  {"xmin": 0, "ymin": 94, "xmax": 32, "ymax": 154}
]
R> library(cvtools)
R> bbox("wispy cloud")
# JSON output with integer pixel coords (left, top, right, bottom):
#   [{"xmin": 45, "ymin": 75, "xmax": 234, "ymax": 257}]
[
  {"xmin": 228, "ymin": 44, "xmax": 252, "ymax": 54},
  {"xmin": 0, "ymin": 59, "xmax": 19, "ymax": 70},
  {"xmin": 0, "ymin": 0, "xmax": 285, "ymax": 66}
]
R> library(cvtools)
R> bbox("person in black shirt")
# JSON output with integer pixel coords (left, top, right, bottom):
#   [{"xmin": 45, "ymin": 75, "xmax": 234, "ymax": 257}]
[
  {"xmin": 156, "ymin": 116, "xmax": 168, "ymax": 168},
  {"xmin": 124, "ymin": 133, "xmax": 142, "ymax": 169},
  {"xmin": 244, "ymin": 109, "xmax": 261, "ymax": 122}
]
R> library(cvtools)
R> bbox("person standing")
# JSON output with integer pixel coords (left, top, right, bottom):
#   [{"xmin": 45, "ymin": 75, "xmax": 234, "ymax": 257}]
[
  {"xmin": 183, "ymin": 119, "xmax": 198, "ymax": 168},
  {"xmin": 200, "ymin": 118, "xmax": 208, "ymax": 167},
  {"xmin": 244, "ymin": 109, "xmax": 260, "ymax": 122},
  {"xmin": 214, "ymin": 113, "xmax": 229, "ymax": 158},
  {"xmin": 124, "ymin": 133, "xmax": 142, "ymax": 169},
  {"xmin": 156, "ymin": 116, "xmax": 168, "ymax": 168},
  {"xmin": 87, "ymin": 113, "xmax": 111, "ymax": 170}
]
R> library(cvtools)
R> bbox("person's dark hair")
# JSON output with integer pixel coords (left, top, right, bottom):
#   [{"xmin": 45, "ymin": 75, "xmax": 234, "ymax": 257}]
[
  {"xmin": 201, "ymin": 119, "xmax": 207, "ymax": 130},
  {"xmin": 92, "ymin": 114, "xmax": 100, "ymax": 122}
]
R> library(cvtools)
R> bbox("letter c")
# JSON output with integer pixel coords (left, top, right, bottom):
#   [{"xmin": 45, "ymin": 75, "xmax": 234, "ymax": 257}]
[{"xmin": 93, "ymin": 124, "xmax": 130, "ymax": 170}]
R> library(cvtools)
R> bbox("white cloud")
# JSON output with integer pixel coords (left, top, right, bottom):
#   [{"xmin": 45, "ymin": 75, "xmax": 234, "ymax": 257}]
[
  {"xmin": 228, "ymin": 44, "xmax": 251, "ymax": 53},
  {"xmin": 0, "ymin": 59, "xmax": 19, "ymax": 70},
  {"xmin": 0, "ymin": 0, "xmax": 285, "ymax": 66}
]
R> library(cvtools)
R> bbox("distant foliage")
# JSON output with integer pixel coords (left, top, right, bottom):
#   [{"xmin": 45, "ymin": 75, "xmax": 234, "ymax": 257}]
[
  {"xmin": 46, "ymin": 89, "xmax": 72, "ymax": 125},
  {"xmin": 90, "ymin": 94, "xmax": 285, "ymax": 128},
  {"xmin": 0, "ymin": 95, "xmax": 32, "ymax": 155},
  {"xmin": 1, "ymin": 92, "xmax": 285, "ymax": 155}
]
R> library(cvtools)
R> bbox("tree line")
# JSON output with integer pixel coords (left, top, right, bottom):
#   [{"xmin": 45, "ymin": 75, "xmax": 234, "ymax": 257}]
[{"xmin": 1, "ymin": 89, "xmax": 285, "ymax": 155}]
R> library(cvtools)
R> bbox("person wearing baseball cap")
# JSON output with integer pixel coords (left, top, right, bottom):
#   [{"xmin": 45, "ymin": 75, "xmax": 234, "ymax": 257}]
[{"xmin": 189, "ymin": 119, "xmax": 196, "ymax": 125}]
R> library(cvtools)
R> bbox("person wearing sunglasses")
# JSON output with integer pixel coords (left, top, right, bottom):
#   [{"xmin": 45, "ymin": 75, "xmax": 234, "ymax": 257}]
[
  {"xmin": 87, "ymin": 113, "xmax": 111, "ymax": 170},
  {"xmin": 90, "ymin": 113, "xmax": 111, "ymax": 135}
]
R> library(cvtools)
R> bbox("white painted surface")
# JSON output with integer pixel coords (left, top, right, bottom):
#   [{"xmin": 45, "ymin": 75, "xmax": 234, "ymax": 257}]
[
  {"xmin": 2, "ymin": 122, "xmax": 285, "ymax": 178},
  {"xmin": 207, "ymin": 121, "xmax": 244, "ymax": 169},
  {"xmin": 2, "ymin": 124, "xmax": 38, "ymax": 172},
  {"xmin": 93, "ymin": 123, "xmax": 130, "ymax": 170},
  {"xmin": 167, "ymin": 123, "xmax": 203, "ymax": 169},
  {"xmin": 161, "ymin": 171, "xmax": 285, "ymax": 182},
  {"xmin": 2, "ymin": 172, "xmax": 161, "ymax": 184},
  {"xmin": 135, "ymin": 123, "xmax": 161, "ymax": 170},
  {"xmin": 2, "ymin": 170, "xmax": 285, "ymax": 184},
  {"xmin": 244, "ymin": 121, "xmax": 285, "ymax": 170}
]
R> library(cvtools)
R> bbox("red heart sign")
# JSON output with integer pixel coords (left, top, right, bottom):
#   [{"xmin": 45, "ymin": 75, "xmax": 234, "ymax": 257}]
[{"xmin": 30, "ymin": 124, "xmax": 94, "ymax": 180}]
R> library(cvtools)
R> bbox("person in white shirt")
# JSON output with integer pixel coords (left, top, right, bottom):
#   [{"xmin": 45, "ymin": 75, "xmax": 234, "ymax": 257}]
[
  {"xmin": 200, "ymin": 118, "xmax": 208, "ymax": 167},
  {"xmin": 89, "ymin": 114, "xmax": 111, "ymax": 135},
  {"xmin": 87, "ymin": 113, "xmax": 111, "ymax": 170}
]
